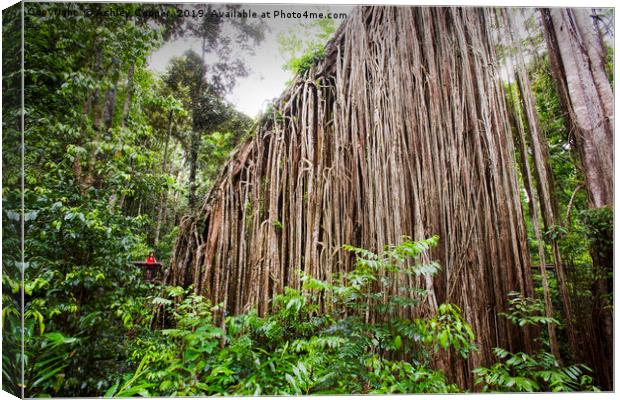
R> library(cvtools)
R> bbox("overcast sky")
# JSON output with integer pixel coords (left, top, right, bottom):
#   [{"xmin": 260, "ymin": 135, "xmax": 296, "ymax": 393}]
[{"xmin": 147, "ymin": 4, "xmax": 354, "ymax": 118}]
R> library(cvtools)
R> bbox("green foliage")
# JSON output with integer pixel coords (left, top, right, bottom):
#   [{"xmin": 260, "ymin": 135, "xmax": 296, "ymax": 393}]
[
  {"xmin": 106, "ymin": 236, "xmax": 469, "ymax": 395},
  {"xmin": 474, "ymin": 348, "xmax": 597, "ymax": 392},
  {"xmin": 474, "ymin": 292, "xmax": 598, "ymax": 392},
  {"xmin": 604, "ymin": 44, "xmax": 614, "ymax": 86},
  {"xmin": 499, "ymin": 291, "xmax": 559, "ymax": 327},
  {"xmin": 278, "ymin": 17, "xmax": 336, "ymax": 76},
  {"xmin": 580, "ymin": 206, "xmax": 613, "ymax": 251},
  {"xmin": 287, "ymin": 45, "xmax": 326, "ymax": 75},
  {"xmin": 427, "ymin": 304, "xmax": 476, "ymax": 358},
  {"xmin": 106, "ymin": 287, "xmax": 224, "ymax": 397}
]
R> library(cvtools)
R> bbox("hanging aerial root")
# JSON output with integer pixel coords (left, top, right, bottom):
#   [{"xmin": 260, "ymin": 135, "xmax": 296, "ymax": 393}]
[{"xmin": 165, "ymin": 6, "xmax": 534, "ymax": 388}]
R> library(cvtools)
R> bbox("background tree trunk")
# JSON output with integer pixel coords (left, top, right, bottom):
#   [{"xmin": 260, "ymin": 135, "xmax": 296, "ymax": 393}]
[
  {"xmin": 540, "ymin": 9, "xmax": 613, "ymax": 208},
  {"xmin": 502, "ymin": 9, "xmax": 577, "ymax": 359},
  {"xmin": 187, "ymin": 129, "xmax": 199, "ymax": 207},
  {"xmin": 155, "ymin": 110, "xmax": 174, "ymax": 246},
  {"xmin": 539, "ymin": 8, "xmax": 614, "ymax": 389}
]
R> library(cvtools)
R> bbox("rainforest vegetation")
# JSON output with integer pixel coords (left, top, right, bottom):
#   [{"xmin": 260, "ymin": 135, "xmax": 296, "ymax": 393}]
[{"xmin": 2, "ymin": 3, "xmax": 614, "ymax": 397}]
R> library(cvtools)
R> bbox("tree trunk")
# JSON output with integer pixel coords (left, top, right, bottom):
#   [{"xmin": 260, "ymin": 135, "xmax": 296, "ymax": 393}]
[
  {"xmin": 109, "ymin": 61, "xmax": 137, "ymax": 207},
  {"xmin": 541, "ymin": 9, "xmax": 613, "ymax": 208},
  {"xmin": 155, "ymin": 109, "xmax": 174, "ymax": 246},
  {"xmin": 102, "ymin": 86, "xmax": 117, "ymax": 132},
  {"xmin": 120, "ymin": 62, "xmax": 135, "ymax": 128},
  {"xmin": 187, "ymin": 129, "xmax": 199, "ymax": 208},
  {"xmin": 539, "ymin": 8, "xmax": 614, "ymax": 389}
]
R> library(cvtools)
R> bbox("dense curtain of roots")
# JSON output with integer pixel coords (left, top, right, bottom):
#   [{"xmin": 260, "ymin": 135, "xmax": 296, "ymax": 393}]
[{"xmin": 165, "ymin": 6, "xmax": 536, "ymax": 386}]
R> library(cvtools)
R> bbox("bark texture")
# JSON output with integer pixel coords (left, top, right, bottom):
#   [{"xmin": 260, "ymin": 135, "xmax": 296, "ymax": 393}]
[
  {"xmin": 167, "ymin": 6, "xmax": 536, "ymax": 387},
  {"xmin": 540, "ymin": 8, "xmax": 613, "ymax": 208}
]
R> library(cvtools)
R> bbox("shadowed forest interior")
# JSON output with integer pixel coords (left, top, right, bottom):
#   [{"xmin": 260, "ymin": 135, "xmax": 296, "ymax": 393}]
[{"xmin": 1, "ymin": 3, "xmax": 615, "ymax": 397}]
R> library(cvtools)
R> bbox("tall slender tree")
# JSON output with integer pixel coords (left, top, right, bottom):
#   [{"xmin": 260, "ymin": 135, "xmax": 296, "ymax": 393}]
[{"xmin": 164, "ymin": 51, "xmax": 235, "ymax": 206}]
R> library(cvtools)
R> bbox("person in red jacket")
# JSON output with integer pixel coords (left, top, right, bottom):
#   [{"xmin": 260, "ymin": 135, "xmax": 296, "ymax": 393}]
[{"xmin": 145, "ymin": 251, "xmax": 157, "ymax": 264}]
